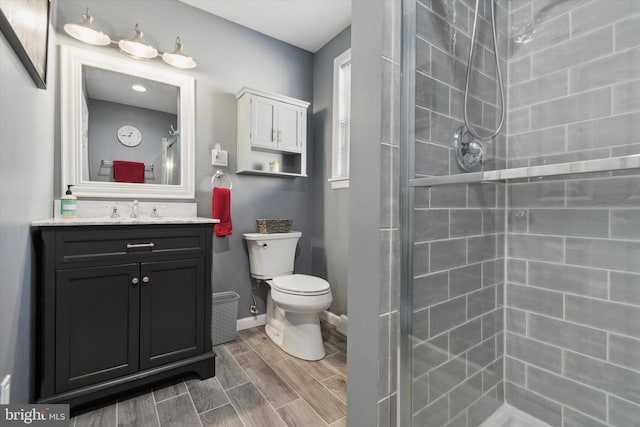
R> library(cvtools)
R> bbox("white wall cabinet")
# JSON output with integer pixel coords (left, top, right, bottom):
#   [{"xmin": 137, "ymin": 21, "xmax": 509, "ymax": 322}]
[{"xmin": 237, "ymin": 88, "xmax": 309, "ymax": 176}]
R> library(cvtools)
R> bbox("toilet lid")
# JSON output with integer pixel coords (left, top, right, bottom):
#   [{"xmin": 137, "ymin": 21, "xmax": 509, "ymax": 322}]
[{"xmin": 271, "ymin": 274, "xmax": 330, "ymax": 295}]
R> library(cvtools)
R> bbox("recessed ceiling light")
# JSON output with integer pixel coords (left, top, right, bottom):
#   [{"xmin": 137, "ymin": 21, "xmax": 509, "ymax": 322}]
[{"xmin": 132, "ymin": 84, "xmax": 147, "ymax": 92}]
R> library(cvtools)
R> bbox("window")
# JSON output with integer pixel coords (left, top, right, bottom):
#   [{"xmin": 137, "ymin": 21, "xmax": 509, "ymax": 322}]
[{"xmin": 330, "ymin": 48, "xmax": 351, "ymax": 189}]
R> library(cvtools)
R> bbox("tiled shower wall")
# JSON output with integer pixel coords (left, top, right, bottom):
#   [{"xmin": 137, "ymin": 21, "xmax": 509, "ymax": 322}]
[
  {"xmin": 507, "ymin": 0, "xmax": 640, "ymax": 165},
  {"xmin": 411, "ymin": 0, "xmax": 509, "ymax": 425},
  {"xmin": 505, "ymin": 176, "xmax": 640, "ymax": 427},
  {"xmin": 411, "ymin": 181, "xmax": 506, "ymax": 426},
  {"xmin": 504, "ymin": 1, "xmax": 640, "ymax": 426},
  {"xmin": 415, "ymin": 0, "xmax": 508, "ymax": 175}
]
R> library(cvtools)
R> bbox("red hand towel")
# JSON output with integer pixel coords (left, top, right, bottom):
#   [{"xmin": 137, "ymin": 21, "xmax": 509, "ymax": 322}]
[
  {"xmin": 113, "ymin": 160, "xmax": 145, "ymax": 183},
  {"xmin": 212, "ymin": 187, "xmax": 232, "ymax": 237}
]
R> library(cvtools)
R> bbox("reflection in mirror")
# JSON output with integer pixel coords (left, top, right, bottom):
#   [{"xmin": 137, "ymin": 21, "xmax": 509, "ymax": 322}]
[
  {"xmin": 61, "ymin": 45, "xmax": 195, "ymax": 199},
  {"xmin": 82, "ymin": 66, "xmax": 181, "ymax": 185}
]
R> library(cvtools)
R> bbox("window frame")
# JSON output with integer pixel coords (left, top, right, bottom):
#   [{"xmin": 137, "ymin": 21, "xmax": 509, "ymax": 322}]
[{"xmin": 329, "ymin": 48, "xmax": 352, "ymax": 190}]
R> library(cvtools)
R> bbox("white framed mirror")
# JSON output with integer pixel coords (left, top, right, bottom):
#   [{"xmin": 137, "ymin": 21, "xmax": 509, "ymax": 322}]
[{"xmin": 60, "ymin": 45, "xmax": 195, "ymax": 199}]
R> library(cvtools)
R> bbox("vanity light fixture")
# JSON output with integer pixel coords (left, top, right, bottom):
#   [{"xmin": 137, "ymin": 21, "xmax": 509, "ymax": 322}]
[
  {"xmin": 131, "ymin": 84, "xmax": 147, "ymax": 92},
  {"xmin": 64, "ymin": 8, "xmax": 197, "ymax": 69},
  {"xmin": 63, "ymin": 8, "xmax": 111, "ymax": 46},
  {"xmin": 162, "ymin": 38, "xmax": 197, "ymax": 69},
  {"xmin": 118, "ymin": 24, "xmax": 158, "ymax": 59}
]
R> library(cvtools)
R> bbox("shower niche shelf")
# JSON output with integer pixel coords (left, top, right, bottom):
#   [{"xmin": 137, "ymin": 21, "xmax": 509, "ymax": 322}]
[{"xmin": 410, "ymin": 155, "xmax": 640, "ymax": 188}]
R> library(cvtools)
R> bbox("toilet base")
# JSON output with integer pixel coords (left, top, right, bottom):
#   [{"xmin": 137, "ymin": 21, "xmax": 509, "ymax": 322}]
[{"xmin": 265, "ymin": 292, "xmax": 327, "ymax": 361}]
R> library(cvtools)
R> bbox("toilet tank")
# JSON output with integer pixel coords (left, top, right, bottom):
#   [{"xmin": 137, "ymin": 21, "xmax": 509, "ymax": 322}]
[{"xmin": 243, "ymin": 231, "xmax": 302, "ymax": 279}]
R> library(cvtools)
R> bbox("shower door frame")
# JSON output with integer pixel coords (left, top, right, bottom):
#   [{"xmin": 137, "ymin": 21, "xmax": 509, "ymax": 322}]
[{"xmin": 398, "ymin": 0, "xmax": 416, "ymax": 425}]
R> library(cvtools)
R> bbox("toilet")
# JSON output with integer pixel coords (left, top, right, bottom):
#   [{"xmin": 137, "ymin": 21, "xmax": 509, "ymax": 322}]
[{"xmin": 243, "ymin": 231, "xmax": 332, "ymax": 361}]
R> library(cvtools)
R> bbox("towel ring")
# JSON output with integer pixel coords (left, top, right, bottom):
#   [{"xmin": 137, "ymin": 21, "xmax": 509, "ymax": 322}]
[{"xmin": 211, "ymin": 170, "xmax": 233, "ymax": 189}]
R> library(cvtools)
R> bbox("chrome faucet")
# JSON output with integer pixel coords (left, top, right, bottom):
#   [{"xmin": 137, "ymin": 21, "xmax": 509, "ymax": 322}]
[
  {"xmin": 130, "ymin": 200, "xmax": 139, "ymax": 218},
  {"xmin": 150, "ymin": 206, "xmax": 165, "ymax": 219},
  {"xmin": 103, "ymin": 204, "xmax": 120, "ymax": 218}
]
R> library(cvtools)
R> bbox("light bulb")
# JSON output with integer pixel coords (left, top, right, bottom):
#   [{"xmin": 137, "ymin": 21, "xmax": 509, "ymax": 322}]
[
  {"xmin": 64, "ymin": 8, "xmax": 111, "ymax": 46},
  {"xmin": 118, "ymin": 24, "xmax": 158, "ymax": 59},
  {"xmin": 162, "ymin": 37, "xmax": 197, "ymax": 69}
]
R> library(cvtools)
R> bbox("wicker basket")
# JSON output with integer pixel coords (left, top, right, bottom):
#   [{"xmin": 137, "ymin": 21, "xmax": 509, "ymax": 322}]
[{"xmin": 256, "ymin": 218, "xmax": 294, "ymax": 233}]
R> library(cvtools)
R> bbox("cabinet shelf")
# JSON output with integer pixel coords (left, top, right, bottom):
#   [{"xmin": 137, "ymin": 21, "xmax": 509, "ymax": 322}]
[
  {"xmin": 237, "ymin": 169, "xmax": 308, "ymax": 178},
  {"xmin": 250, "ymin": 144, "xmax": 302, "ymax": 155}
]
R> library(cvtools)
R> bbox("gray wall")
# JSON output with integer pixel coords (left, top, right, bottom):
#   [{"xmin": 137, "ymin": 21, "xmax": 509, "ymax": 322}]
[
  {"xmin": 0, "ymin": 3, "xmax": 57, "ymax": 403},
  {"xmin": 504, "ymin": 1, "xmax": 640, "ymax": 425},
  {"xmin": 56, "ymin": 0, "xmax": 314, "ymax": 319},
  {"xmin": 347, "ymin": 1, "xmax": 384, "ymax": 426},
  {"xmin": 311, "ymin": 26, "xmax": 351, "ymax": 316},
  {"xmin": 87, "ymin": 99, "xmax": 177, "ymax": 184},
  {"xmin": 347, "ymin": 0, "xmax": 400, "ymax": 426}
]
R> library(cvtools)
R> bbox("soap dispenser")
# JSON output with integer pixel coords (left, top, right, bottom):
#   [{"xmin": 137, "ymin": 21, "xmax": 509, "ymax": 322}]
[{"xmin": 61, "ymin": 185, "xmax": 77, "ymax": 218}]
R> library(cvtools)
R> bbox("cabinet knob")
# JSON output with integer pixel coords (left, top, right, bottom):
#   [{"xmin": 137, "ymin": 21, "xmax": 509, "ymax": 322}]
[
  {"xmin": 142, "ymin": 276, "xmax": 150, "ymax": 284},
  {"xmin": 131, "ymin": 277, "xmax": 140, "ymax": 285}
]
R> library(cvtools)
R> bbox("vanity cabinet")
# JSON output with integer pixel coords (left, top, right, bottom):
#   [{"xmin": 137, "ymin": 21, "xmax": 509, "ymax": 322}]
[
  {"xmin": 236, "ymin": 87, "xmax": 310, "ymax": 176},
  {"xmin": 33, "ymin": 224, "xmax": 215, "ymax": 409}
]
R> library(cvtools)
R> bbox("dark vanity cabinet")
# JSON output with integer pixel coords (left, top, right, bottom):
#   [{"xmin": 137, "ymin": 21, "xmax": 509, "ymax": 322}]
[{"xmin": 33, "ymin": 224, "xmax": 215, "ymax": 408}]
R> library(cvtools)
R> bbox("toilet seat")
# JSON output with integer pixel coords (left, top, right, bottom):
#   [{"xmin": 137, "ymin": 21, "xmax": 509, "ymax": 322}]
[{"xmin": 271, "ymin": 274, "xmax": 330, "ymax": 296}]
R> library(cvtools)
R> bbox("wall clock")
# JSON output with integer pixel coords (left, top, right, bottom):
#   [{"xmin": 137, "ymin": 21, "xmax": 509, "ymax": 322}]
[{"xmin": 117, "ymin": 125, "xmax": 142, "ymax": 147}]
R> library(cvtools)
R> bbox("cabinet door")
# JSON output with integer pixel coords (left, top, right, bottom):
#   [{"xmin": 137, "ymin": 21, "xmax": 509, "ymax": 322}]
[
  {"xmin": 250, "ymin": 95, "xmax": 277, "ymax": 148},
  {"xmin": 139, "ymin": 259, "xmax": 205, "ymax": 370},
  {"xmin": 55, "ymin": 264, "xmax": 140, "ymax": 393},
  {"xmin": 277, "ymin": 103, "xmax": 302, "ymax": 152}
]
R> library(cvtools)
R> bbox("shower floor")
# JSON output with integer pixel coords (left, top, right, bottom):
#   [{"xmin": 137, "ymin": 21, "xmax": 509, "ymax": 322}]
[{"xmin": 479, "ymin": 404, "xmax": 551, "ymax": 427}]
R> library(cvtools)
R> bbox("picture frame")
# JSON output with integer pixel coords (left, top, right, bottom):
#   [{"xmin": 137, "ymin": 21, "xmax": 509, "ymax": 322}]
[{"xmin": 0, "ymin": 0, "xmax": 50, "ymax": 89}]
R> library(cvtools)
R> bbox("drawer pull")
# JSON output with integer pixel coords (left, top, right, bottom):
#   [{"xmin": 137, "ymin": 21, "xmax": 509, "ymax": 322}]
[
  {"xmin": 127, "ymin": 243, "xmax": 155, "ymax": 250},
  {"xmin": 131, "ymin": 277, "xmax": 140, "ymax": 285},
  {"xmin": 142, "ymin": 276, "xmax": 150, "ymax": 284}
]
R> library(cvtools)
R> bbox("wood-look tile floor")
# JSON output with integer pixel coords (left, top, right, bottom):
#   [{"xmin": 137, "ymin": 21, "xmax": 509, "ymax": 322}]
[{"xmin": 71, "ymin": 322, "xmax": 347, "ymax": 427}]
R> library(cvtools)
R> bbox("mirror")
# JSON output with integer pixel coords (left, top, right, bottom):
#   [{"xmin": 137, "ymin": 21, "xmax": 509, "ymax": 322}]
[{"xmin": 61, "ymin": 45, "xmax": 195, "ymax": 199}]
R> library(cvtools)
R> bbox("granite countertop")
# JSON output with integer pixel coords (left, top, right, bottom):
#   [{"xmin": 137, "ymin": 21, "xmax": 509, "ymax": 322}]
[{"xmin": 31, "ymin": 217, "xmax": 221, "ymax": 226}]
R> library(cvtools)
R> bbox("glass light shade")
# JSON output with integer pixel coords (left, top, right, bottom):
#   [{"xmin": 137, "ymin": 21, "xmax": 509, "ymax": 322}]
[
  {"xmin": 64, "ymin": 9, "xmax": 111, "ymax": 46},
  {"xmin": 162, "ymin": 37, "xmax": 197, "ymax": 69},
  {"xmin": 118, "ymin": 24, "xmax": 158, "ymax": 59}
]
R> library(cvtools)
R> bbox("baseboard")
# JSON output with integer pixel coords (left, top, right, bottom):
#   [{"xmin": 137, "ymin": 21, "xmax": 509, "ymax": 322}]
[
  {"xmin": 336, "ymin": 315, "xmax": 348, "ymax": 336},
  {"xmin": 319, "ymin": 311, "xmax": 348, "ymax": 336},
  {"xmin": 319, "ymin": 310, "xmax": 341, "ymax": 326},
  {"xmin": 236, "ymin": 314, "xmax": 267, "ymax": 331},
  {"xmin": 239, "ymin": 311, "xmax": 347, "ymax": 334}
]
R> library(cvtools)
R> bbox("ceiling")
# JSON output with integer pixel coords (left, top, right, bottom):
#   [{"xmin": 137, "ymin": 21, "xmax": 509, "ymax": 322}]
[
  {"xmin": 178, "ymin": 0, "xmax": 351, "ymax": 53},
  {"xmin": 84, "ymin": 67, "xmax": 178, "ymax": 115}
]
